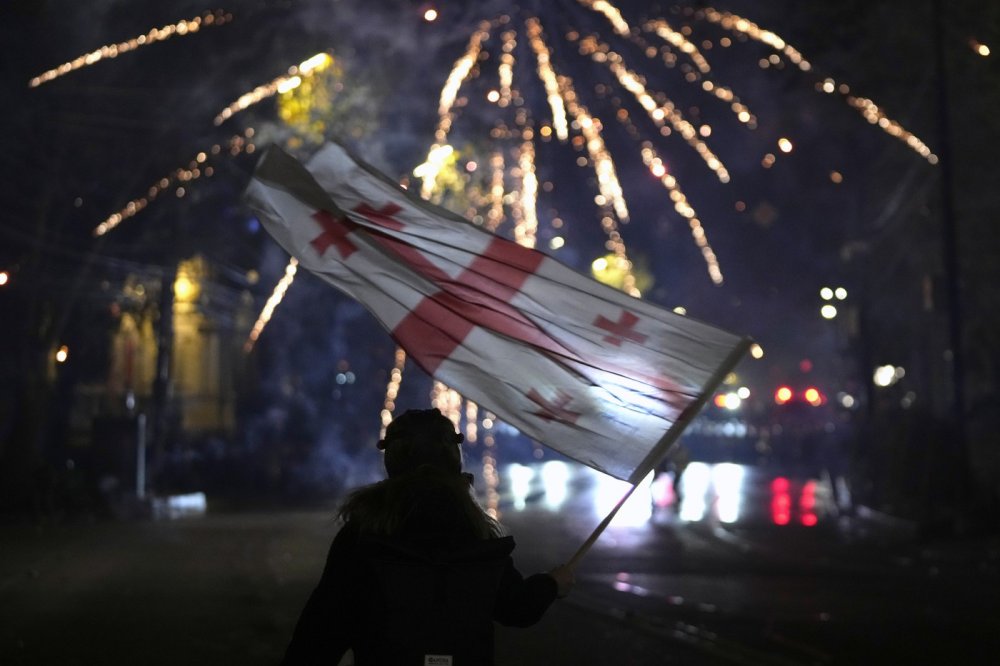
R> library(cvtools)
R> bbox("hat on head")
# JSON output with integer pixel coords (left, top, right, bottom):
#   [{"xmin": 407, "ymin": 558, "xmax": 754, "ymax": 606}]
[{"xmin": 378, "ymin": 408, "xmax": 464, "ymax": 478}]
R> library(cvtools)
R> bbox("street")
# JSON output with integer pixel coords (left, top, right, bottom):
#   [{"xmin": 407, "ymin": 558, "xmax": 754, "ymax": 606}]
[{"xmin": 2, "ymin": 461, "xmax": 998, "ymax": 665}]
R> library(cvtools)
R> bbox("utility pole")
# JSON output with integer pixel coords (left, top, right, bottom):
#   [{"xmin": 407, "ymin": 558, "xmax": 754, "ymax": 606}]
[{"xmin": 932, "ymin": 0, "xmax": 970, "ymax": 507}]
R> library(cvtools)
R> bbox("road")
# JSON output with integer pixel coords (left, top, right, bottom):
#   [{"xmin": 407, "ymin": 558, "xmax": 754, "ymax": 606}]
[{"xmin": 1, "ymin": 461, "xmax": 997, "ymax": 665}]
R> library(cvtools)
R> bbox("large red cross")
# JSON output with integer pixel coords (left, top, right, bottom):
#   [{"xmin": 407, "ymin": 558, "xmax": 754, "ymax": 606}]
[
  {"xmin": 526, "ymin": 388, "xmax": 582, "ymax": 424},
  {"xmin": 309, "ymin": 198, "xmax": 685, "ymax": 417},
  {"xmin": 594, "ymin": 310, "xmax": 647, "ymax": 347}
]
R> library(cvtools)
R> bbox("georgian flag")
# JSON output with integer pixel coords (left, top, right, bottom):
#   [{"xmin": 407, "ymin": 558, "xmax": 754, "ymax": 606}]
[{"xmin": 245, "ymin": 142, "xmax": 750, "ymax": 483}]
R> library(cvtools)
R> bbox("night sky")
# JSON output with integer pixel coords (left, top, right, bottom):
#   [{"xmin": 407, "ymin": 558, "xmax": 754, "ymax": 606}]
[{"xmin": 2, "ymin": 0, "xmax": 993, "ymax": 450}]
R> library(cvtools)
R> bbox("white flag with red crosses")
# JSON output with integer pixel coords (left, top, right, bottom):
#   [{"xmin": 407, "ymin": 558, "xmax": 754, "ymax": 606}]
[{"xmin": 245, "ymin": 142, "xmax": 751, "ymax": 483}]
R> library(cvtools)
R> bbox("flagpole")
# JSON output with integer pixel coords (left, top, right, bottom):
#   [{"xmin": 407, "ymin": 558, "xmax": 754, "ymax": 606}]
[
  {"xmin": 566, "ymin": 337, "xmax": 754, "ymax": 569},
  {"xmin": 567, "ymin": 480, "xmax": 641, "ymax": 568}
]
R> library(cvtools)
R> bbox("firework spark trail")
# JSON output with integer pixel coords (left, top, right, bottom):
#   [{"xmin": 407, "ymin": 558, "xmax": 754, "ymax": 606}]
[
  {"xmin": 640, "ymin": 20, "xmax": 756, "ymax": 126},
  {"xmin": 93, "ymin": 129, "xmax": 255, "ymax": 237},
  {"xmin": 525, "ymin": 17, "xmax": 569, "ymax": 140},
  {"xmin": 29, "ymin": 10, "xmax": 232, "ymax": 88},
  {"xmin": 701, "ymin": 8, "xmax": 811, "ymax": 71},
  {"xmin": 464, "ymin": 401, "xmax": 479, "ymax": 444},
  {"xmin": 515, "ymin": 131, "xmax": 540, "ymax": 248},
  {"xmin": 700, "ymin": 7, "xmax": 937, "ymax": 163},
  {"xmin": 577, "ymin": 0, "xmax": 631, "ymax": 36},
  {"xmin": 555, "ymin": 74, "xmax": 641, "ymax": 296},
  {"xmin": 498, "ymin": 29, "xmax": 517, "ymax": 108},
  {"xmin": 214, "ymin": 53, "xmax": 333, "ymax": 126},
  {"xmin": 379, "ymin": 347, "xmax": 407, "ymax": 437},
  {"xmin": 556, "ymin": 76, "xmax": 629, "ymax": 222},
  {"xmin": 577, "ymin": 35, "xmax": 731, "ymax": 183},
  {"xmin": 842, "ymin": 93, "xmax": 938, "ymax": 164},
  {"xmin": 641, "ymin": 143, "xmax": 723, "ymax": 284},
  {"xmin": 486, "ymin": 150, "xmax": 506, "ymax": 232},
  {"xmin": 243, "ymin": 257, "xmax": 298, "ymax": 352},
  {"xmin": 432, "ymin": 382, "xmax": 464, "ymax": 428},
  {"xmin": 644, "ymin": 19, "xmax": 711, "ymax": 73},
  {"xmin": 418, "ymin": 21, "xmax": 493, "ymax": 199}
]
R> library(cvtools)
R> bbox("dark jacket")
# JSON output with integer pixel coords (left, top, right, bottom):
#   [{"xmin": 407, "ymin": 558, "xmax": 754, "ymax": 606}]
[{"xmin": 282, "ymin": 473, "xmax": 558, "ymax": 665}]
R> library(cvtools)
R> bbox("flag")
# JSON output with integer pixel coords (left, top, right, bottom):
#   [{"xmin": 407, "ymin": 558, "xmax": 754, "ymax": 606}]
[{"xmin": 245, "ymin": 142, "xmax": 751, "ymax": 483}]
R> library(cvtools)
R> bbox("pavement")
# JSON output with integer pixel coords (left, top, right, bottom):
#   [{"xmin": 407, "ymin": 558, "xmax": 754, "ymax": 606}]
[{"xmin": 2, "ymin": 462, "xmax": 999, "ymax": 665}]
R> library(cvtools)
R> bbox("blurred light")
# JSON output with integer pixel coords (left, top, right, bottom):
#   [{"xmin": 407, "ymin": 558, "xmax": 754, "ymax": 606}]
[
  {"xmin": 153, "ymin": 492, "xmax": 207, "ymax": 519},
  {"xmin": 423, "ymin": 8, "xmax": 438, "ymax": 21},
  {"xmin": 0, "ymin": 271, "xmax": 8, "ymax": 286},
  {"xmin": 800, "ymin": 480, "xmax": 818, "ymax": 527},
  {"xmin": 591, "ymin": 256, "xmax": 608, "ymax": 272},
  {"xmin": 713, "ymin": 463, "xmax": 745, "ymax": 523},
  {"xmin": 901, "ymin": 390, "xmax": 916, "ymax": 409},
  {"xmin": 750, "ymin": 343, "xmax": 764, "ymax": 359},
  {"xmin": 830, "ymin": 170, "xmax": 843, "ymax": 183},
  {"xmin": 771, "ymin": 476, "xmax": 796, "ymax": 526},
  {"xmin": 834, "ymin": 287, "xmax": 848, "ymax": 300},
  {"xmin": 549, "ymin": 236, "xmax": 565, "ymax": 250},
  {"xmin": 508, "ymin": 463, "xmax": 534, "ymax": 511},
  {"xmin": 594, "ymin": 469, "xmax": 653, "ymax": 526},
  {"xmin": 723, "ymin": 393, "xmax": 742, "ymax": 410},
  {"xmin": 804, "ymin": 387, "xmax": 823, "ymax": 406},
  {"xmin": 820, "ymin": 286, "xmax": 833, "ymax": 300},
  {"xmin": 678, "ymin": 462, "xmax": 710, "ymax": 522},
  {"xmin": 650, "ymin": 472, "xmax": 675, "ymax": 508},
  {"xmin": 174, "ymin": 274, "xmax": 198, "ymax": 302},
  {"xmin": 771, "ymin": 487, "xmax": 791, "ymax": 525},
  {"xmin": 838, "ymin": 392, "xmax": 855, "ymax": 409},
  {"xmin": 737, "ymin": 386, "xmax": 750, "ymax": 399},
  {"xmin": 777, "ymin": 137, "xmax": 793, "ymax": 153},
  {"xmin": 673, "ymin": 306, "xmax": 687, "ymax": 315},
  {"xmin": 970, "ymin": 39, "xmax": 990, "ymax": 56},
  {"xmin": 775, "ymin": 386, "xmax": 792, "ymax": 404},
  {"xmin": 713, "ymin": 394, "xmax": 728, "ymax": 408},
  {"xmin": 55, "ymin": 345, "xmax": 69, "ymax": 363},
  {"xmin": 541, "ymin": 461, "xmax": 570, "ymax": 509},
  {"xmin": 873, "ymin": 364, "xmax": 899, "ymax": 387},
  {"xmin": 820, "ymin": 304, "xmax": 838, "ymax": 319}
]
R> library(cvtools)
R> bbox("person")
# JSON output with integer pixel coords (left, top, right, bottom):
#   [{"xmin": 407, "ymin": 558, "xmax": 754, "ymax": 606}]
[{"xmin": 281, "ymin": 408, "xmax": 575, "ymax": 665}]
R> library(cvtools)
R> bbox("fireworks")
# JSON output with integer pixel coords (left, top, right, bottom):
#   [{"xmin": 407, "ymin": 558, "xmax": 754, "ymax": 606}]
[
  {"xmin": 29, "ymin": 10, "xmax": 232, "ymax": 88},
  {"xmin": 26, "ymin": 2, "xmax": 943, "ymax": 464},
  {"xmin": 93, "ymin": 129, "xmax": 255, "ymax": 237},
  {"xmin": 214, "ymin": 53, "xmax": 334, "ymax": 126},
  {"xmin": 699, "ymin": 6, "xmax": 937, "ymax": 164},
  {"xmin": 379, "ymin": 347, "xmax": 407, "ymax": 438},
  {"xmin": 243, "ymin": 257, "xmax": 298, "ymax": 353}
]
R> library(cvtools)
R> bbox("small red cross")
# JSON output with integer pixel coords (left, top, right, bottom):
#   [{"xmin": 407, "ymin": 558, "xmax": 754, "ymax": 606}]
[
  {"xmin": 594, "ymin": 310, "xmax": 647, "ymax": 347},
  {"xmin": 527, "ymin": 389, "xmax": 581, "ymax": 424},
  {"xmin": 310, "ymin": 210, "xmax": 360, "ymax": 259},
  {"xmin": 310, "ymin": 203, "xmax": 405, "ymax": 260}
]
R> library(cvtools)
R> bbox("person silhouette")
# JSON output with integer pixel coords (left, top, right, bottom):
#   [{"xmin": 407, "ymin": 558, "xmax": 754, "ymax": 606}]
[{"xmin": 281, "ymin": 408, "xmax": 574, "ymax": 665}]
